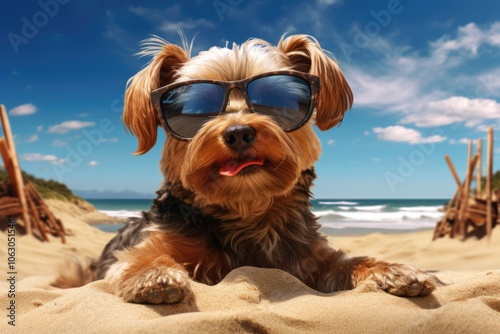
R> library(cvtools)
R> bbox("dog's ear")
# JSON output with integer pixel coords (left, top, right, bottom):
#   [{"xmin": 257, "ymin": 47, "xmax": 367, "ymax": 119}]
[
  {"xmin": 278, "ymin": 35, "xmax": 353, "ymax": 130},
  {"xmin": 123, "ymin": 37, "xmax": 189, "ymax": 154}
]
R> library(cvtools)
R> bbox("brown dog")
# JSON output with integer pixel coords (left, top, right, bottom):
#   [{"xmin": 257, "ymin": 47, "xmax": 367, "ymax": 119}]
[{"xmin": 55, "ymin": 35, "xmax": 439, "ymax": 304}]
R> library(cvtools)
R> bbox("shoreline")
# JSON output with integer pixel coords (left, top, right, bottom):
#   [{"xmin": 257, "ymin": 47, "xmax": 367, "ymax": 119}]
[
  {"xmin": 319, "ymin": 226, "xmax": 434, "ymax": 236},
  {"xmin": 1, "ymin": 199, "xmax": 497, "ymax": 278},
  {"xmin": 90, "ymin": 222, "xmax": 437, "ymax": 235}
]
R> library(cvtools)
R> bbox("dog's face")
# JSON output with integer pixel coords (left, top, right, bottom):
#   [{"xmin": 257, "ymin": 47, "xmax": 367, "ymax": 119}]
[{"xmin": 123, "ymin": 35, "xmax": 352, "ymax": 213}]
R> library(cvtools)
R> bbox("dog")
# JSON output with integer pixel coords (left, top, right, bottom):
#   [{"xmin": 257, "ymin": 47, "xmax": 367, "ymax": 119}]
[{"xmin": 55, "ymin": 34, "xmax": 439, "ymax": 304}]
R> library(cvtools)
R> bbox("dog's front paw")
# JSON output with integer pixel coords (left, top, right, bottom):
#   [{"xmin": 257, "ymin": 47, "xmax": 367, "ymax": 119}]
[
  {"xmin": 368, "ymin": 263, "xmax": 440, "ymax": 297},
  {"xmin": 109, "ymin": 265, "xmax": 193, "ymax": 304}
]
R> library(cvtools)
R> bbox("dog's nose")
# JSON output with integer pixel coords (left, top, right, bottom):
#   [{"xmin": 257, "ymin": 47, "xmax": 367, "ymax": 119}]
[{"xmin": 222, "ymin": 125, "xmax": 256, "ymax": 152}]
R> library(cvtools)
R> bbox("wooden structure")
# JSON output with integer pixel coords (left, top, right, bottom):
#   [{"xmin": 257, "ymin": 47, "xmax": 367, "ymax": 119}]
[
  {"xmin": 433, "ymin": 127, "xmax": 498, "ymax": 241},
  {"xmin": 0, "ymin": 104, "xmax": 66, "ymax": 243}
]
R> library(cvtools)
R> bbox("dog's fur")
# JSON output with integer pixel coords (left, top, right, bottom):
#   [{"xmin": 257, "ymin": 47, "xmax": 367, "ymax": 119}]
[{"xmin": 53, "ymin": 35, "xmax": 439, "ymax": 304}]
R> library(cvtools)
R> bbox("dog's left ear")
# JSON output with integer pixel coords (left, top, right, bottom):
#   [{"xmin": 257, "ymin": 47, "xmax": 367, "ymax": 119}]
[
  {"xmin": 278, "ymin": 35, "xmax": 353, "ymax": 130},
  {"xmin": 123, "ymin": 37, "xmax": 190, "ymax": 154}
]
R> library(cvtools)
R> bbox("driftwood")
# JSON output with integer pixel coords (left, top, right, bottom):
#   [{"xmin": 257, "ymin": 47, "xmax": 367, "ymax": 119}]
[
  {"xmin": 433, "ymin": 127, "xmax": 498, "ymax": 241},
  {"xmin": 0, "ymin": 104, "xmax": 66, "ymax": 243}
]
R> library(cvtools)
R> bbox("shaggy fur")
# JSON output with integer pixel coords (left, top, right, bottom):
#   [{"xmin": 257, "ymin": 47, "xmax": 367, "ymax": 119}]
[{"xmin": 54, "ymin": 34, "xmax": 439, "ymax": 304}]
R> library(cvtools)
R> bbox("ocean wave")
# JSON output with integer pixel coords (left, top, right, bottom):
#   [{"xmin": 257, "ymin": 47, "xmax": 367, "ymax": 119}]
[
  {"xmin": 399, "ymin": 206, "xmax": 443, "ymax": 212},
  {"xmin": 353, "ymin": 205, "xmax": 386, "ymax": 211},
  {"xmin": 100, "ymin": 210, "xmax": 142, "ymax": 218},
  {"xmin": 314, "ymin": 210, "xmax": 443, "ymax": 221},
  {"xmin": 314, "ymin": 210, "xmax": 337, "ymax": 217},
  {"xmin": 318, "ymin": 201, "xmax": 358, "ymax": 205},
  {"xmin": 320, "ymin": 220, "xmax": 437, "ymax": 230},
  {"xmin": 337, "ymin": 205, "xmax": 386, "ymax": 211}
]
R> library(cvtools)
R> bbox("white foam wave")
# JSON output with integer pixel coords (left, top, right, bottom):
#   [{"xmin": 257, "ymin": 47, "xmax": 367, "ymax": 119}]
[
  {"xmin": 353, "ymin": 205, "xmax": 386, "ymax": 211},
  {"xmin": 314, "ymin": 210, "xmax": 443, "ymax": 221},
  {"xmin": 100, "ymin": 210, "xmax": 142, "ymax": 218},
  {"xmin": 318, "ymin": 201, "xmax": 358, "ymax": 205},
  {"xmin": 314, "ymin": 210, "xmax": 337, "ymax": 217},
  {"xmin": 399, "ymin": 206, "xmax": 443, "ymax": 212},
  {"xmin": 321, "ymin": 220, "xmax": 437, "ymax": 230}
]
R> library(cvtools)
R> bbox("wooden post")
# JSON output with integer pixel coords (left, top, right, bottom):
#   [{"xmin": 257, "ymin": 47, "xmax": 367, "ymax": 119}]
[
  {"xmin": 486, "ymin": 127, "xmax": 493, "ymax": 240},
  {"xmin": 445, "ymin": 155, "xmax": 463, "ymax": 192},
  {"xmin": 458, "ymin": 141, "xmax": 475, "ymax": 239},
  {"xmin": 0, "ymin": 105, "xmax": 31, "ymax": 234},
  {"xmin": 433, "ymin": 186, "xmax": 460, "ymax": 240},
  {"xmin": 476, "ymin": 139, "xmax": 482, "ymax": 197}
]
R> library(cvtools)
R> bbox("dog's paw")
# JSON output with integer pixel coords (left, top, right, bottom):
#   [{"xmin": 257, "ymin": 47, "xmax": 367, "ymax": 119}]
[
  {"xmin": 368, "ymin": 263, "xmax": 440, "ymax": 297},
  {"xmin": 113, "ymin": 266, "xmax": 193, "ymax": 304}
]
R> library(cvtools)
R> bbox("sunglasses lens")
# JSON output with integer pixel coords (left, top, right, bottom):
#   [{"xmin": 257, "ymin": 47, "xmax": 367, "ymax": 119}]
[
  {"xmin": 161, "ymin": 83, "xmax": 225, "ymax": 139},
  {"xmin": 247, "ymin": 75, "xmax": 312, "ymax": 130}
]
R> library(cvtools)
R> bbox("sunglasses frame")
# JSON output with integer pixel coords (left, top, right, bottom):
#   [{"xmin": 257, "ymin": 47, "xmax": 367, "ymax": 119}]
[{"xmin": 151, "ymin": 70, "xmax": 321, "ymax": 141}]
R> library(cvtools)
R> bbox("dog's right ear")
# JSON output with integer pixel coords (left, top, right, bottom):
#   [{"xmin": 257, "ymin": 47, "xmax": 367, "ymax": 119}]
[
  {"xmin": 277, "ymin": 35, "xmax": 353, "ymax": 131},
  {"xmin": 123, "ymin": 37, "xmax": 189, "ymax": 155}
]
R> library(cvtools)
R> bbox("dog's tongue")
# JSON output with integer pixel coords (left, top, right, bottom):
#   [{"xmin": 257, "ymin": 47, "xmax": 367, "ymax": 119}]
[{"xmin": 219, "ymin": 157, "xmax": 264, "ymax": 176}]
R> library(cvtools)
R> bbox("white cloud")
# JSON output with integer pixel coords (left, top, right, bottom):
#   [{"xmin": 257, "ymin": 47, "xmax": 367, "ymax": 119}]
[
  {"xmin": 37, "ymin": 125, "xmax": 43, "ymax": 132},
  {"xmin": 26, "ymin": 134, "xmax": 38, "ymax": 143},
  {"xmin": 98, "ymin": 138, "xmax": 119, "ymax": 143},
  {"xmin": 347, "ymin": 68, "xmax": 423, "ymax": 112},
  {"xmin": 347, "ymin": 21, "xmax": 500, "ymax": 131},
  {"xmin": 48, "ymin": 120, "xmax": 95, "ymax": 134},
  {"xmin": 22, "ymin": 153, "xmax": 65, "ymax": 164},
  {"xmin": 9, "ymin": 103, "xmax": 37, "ymax": 116},
  {"xmin": 430, "ymin": 23, "xmax": 484, "ymax": 65},
  {"xmin": 488, "ymin": 22, "xmax": 500, "ymax": 45},
  {"xmin": 430, "ymin": 22, "xmax": 500, "ymax": 66},
  {"xmin": 327, "ymin": 139, "xmax": 335, "ymax": 145},
  {"xmin": 477, "ymin": 122, "xmax": 500, "ymax": 132},
  {"xmin": 401, "ymin": 96, "xmax": 500, "ymax": 127},
  {"xmin": 318, "ymin": 0, "xmax": 341, "ymax": 5},
  {"xmin": 465, "ymin": 68, "xmax": 500, "ymax": 100},
  {"xmin": 373, "ymin": 126, "xmax": 447, "ymax": 145},
  {"xmin": 160, "ymin": 19, "xmax": 214, "ymax": 33},
  {"xmin": 103, "ymin": 10, "xmax": 138, "ymax": 54},
  {"xmin": 449, "ymin": 138, "xmax": 471, "ymax": 144},
  {"xmin": 89, "ymin": 161, "xmax": 100, "ymax": 166},
  {"xmin": 129, "ymin": 6, "xmax": 213, "ymax": 33}
]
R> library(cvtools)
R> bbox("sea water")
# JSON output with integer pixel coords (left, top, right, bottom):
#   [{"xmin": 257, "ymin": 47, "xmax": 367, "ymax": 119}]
[{"xmin": 87, "ymin": 198, "xmax": 447, "ymax": 235}]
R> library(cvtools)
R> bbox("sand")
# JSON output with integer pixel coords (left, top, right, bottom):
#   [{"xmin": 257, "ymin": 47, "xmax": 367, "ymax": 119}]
[{"xmin": 1, "ymin": 200, "xmax": 499, "ymax": 333}]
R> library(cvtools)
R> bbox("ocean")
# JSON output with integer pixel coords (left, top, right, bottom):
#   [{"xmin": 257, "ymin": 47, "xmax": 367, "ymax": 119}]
[{"xmin": 87, "ymin": 198, "xmax": 447, "ymax": 235}]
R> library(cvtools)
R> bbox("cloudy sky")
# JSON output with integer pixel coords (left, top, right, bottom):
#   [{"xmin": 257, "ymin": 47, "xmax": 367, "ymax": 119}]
[{"xmin": 1, "ymin": 0, "xmax": 499, "ymax": 199}]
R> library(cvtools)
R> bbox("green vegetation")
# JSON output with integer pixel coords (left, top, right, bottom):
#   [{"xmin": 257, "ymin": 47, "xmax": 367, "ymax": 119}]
[
  {"xmin": 471, "ymin": 170, "xmax": 500, "ymax": 195},
  {"xmin": 0, "ymin": 168, "xmax": 82, "ymax": 202},
  {"xmin": 494, "ymin": 170, "xmax": 500, "ymax": 190},
  {"xmin": 482, "ymin": 170, "xmax": 500, "ymax": 192}
]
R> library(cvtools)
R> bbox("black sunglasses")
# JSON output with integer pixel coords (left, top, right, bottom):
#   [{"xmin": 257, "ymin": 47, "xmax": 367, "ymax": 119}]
[{"xmin": 151, "ymin": 70, "xmax": 320, "ymax": 141}]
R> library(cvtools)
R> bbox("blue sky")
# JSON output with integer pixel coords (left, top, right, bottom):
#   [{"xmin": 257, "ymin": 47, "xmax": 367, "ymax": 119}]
[{"xmin": 1, "ymin": 0, "xmax": 500, "ymax": 199}]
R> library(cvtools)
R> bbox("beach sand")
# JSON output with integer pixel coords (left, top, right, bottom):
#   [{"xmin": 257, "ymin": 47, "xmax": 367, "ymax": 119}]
[{"xmin": 1, "ymin": 200, "xmax": 499, "ymax": 333}]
